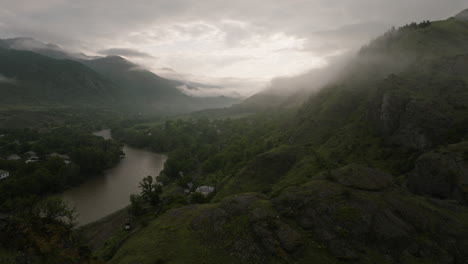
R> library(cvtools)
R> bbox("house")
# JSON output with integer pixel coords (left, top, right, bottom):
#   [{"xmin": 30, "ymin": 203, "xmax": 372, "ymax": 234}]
[
  {"xmin": 26, "ymin": 157, "xmax": 39, "ymax": 163},
  {"xmin": 25, "ymin": 151, "xmax": 39, "ymax": 163},
  {"xmin": 7, "ymin": 154, "xmax": 21, "ymax": 161},
  {"xmin": 195, "ymin": 186, "xmax": 215, "ymax": 196},
  {"xmin": 0, "ymin": 170, "xmax": 10, "ymax": 180}
]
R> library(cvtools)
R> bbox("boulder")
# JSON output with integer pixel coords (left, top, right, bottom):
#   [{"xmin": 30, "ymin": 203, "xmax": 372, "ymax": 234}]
[
  {"xmin": 408, "ymin": 142, "xmax": 468, "ymax": 204},
  {"xmin": 273, "ymin": 179, "xmax": 468, "ymax": 262}
]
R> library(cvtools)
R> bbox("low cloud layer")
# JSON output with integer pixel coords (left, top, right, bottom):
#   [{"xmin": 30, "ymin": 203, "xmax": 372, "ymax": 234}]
[
  {"xmin": 98, "ymin": 48, "xmax": 153, "ymax": 58},
  {"xmin": 0, "ymin": 74, "xmax": 17, "ymax": 84},
  {"xmin": 0, "ymin": 0, "xmax": 466, "ymax": 97}
]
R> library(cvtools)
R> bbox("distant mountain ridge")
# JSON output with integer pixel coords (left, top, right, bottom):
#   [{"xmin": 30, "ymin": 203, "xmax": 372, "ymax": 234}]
[
  {"xmin": 0, "ymin": 38, "xmax": 239, "ymax": 114},
  {"xmin": 455, "ymin": 8, "xmax": 468, "ymax": 20},
  {"xmin": 0, "ymin": 47, "xmax": 116, "ymax": 106}
]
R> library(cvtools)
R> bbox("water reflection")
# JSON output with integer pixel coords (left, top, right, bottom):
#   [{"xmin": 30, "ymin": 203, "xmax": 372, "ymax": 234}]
[{"xmin": 61, "ymin": 130, "xmax": 166, "ymax": 225}]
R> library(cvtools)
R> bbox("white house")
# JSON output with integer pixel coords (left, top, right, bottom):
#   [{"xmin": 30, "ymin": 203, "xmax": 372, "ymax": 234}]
[
  {"xmin": 195, "ymin": 186, "xmax": 215, "ymax": 196},
  {"xmin": 7, "ymin": 154, "xmax": 21, "ymax": 161},
  {"xmin": 0, "ymin": 170, "xmax": 10, "ymax": 180}
]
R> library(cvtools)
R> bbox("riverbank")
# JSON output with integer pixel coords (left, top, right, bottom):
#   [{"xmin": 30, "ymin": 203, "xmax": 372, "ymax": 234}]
[{"xmin": 61, "ymin": 129, "xmax": 167, "ymax": 226}]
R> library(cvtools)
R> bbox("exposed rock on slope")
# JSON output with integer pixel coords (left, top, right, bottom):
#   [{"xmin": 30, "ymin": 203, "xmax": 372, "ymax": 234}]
[
  {"xmin": 275, "ymin": 177, "xmax": 468, "ymax": 263},
  {"xmin": 408, "ymin": 141, "xmax": 468, "ymax": 204},
  {"xmin": 110, "ymin": 167, "xmax": 468, "ymax": 264}
]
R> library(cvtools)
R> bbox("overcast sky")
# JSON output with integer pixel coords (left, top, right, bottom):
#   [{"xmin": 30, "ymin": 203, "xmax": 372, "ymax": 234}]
[{"xmin": 0, "ymin": 0, "xmax": 466, "ymax": 97}]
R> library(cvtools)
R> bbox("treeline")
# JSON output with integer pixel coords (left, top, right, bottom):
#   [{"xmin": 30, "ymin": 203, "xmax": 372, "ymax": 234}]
[
  {"xmin": 0, "ymin": 127, "xmax": 120, "ymax": 263},
  {"xmin": 113, "ymin": 115, "xmax": 283, "ymax": 188},
  {"xmin": 359, "ymin": 20, "xmax": 432, "ymax": 55},
  {"xmin": 0, "ymin": 127, "xmax": 123, "ymax": 213}
]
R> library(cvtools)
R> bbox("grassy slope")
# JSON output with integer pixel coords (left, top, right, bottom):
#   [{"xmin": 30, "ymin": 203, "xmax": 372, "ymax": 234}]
[{"xmin": 106, "ymin": 16, "xmax": 468, "ymax": 264}]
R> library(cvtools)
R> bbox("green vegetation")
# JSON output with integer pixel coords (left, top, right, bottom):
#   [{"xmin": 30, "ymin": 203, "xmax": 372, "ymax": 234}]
[
  {"xmin": 103, "ymin": 14, "xmax": 468, "ymax": 264},
  {"xmin": 0, "ymin": 125, "xmax": 123, "ymax": 263},
  {"xmin": 0, "ymin": 44, "xmax": 238, "ymax": 116},
  {"xmin": 2, "ymin": 10, "xmax": 468, "ymax": 264},
  {"xmin": 0, "ymin": 127, "xmax": 123, "ymax": 212},
  {"xmin": 112, "ymin": 113, "xmax": 287, "ymax": 191}
]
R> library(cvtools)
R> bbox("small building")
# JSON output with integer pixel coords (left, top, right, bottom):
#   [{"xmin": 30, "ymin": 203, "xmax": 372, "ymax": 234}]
[
  {"xmin": 0, "ymin": 170, "xmax": 10, "ymax": 180},
  {"xmin": 195, "ymin": 186, "xmax": 215, "ymax": 196},
  {"xmin": 7, "ymin": 154, "xmax": 21, "ymax": 161},
  {"xmin": 25, "ymin": 151, "xmax": 39, "ymax": 163},
  {"xmin": 26, "ymin": 157, "xmax": 39, "ymax": 164}
]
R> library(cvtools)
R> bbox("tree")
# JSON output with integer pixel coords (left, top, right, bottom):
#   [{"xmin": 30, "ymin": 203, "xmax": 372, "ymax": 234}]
[
  {"xmin": 33, "ymin": 197, "xmax": 76, "ymax": 227},
  {"xmin": 129, "ymin": 194, "xmax": 145, "ymax": 216},
  {"xmin": 139, "ymin": 175, "xmax": 162, "ymax": 206}
]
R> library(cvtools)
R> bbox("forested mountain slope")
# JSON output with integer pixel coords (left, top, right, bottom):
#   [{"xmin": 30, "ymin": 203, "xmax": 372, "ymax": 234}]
[
  {"xmin": 105, "ymin": 12, "xmax": 468, "ymax": 264},
  {"xmin": 0, "ymin": 40, "xmax": 239, "ymax": 115},
  {"xmin": 0, "ymin": 48, "xmax": 116, "ymax": 107}
]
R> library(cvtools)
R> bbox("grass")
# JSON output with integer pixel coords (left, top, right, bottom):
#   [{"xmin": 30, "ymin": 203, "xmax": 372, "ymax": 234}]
[{"xmin": 108, "ymin": 204, "xmax": 240, "ymax": 264}]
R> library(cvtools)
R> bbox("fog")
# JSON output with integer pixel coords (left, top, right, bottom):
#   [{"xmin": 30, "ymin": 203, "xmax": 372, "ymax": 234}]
[
  {"xmin": 1, "ymin": 0, "xmax": 466, "ymax": 97},
  {"xmin": 0, "ymin": 74, "xmax": 16, "ymax": 84}
]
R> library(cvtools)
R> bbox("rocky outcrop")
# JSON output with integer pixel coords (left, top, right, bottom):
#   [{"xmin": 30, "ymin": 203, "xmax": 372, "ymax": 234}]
[
  {"xmin": 274, "ymin": 179, "xmax": 468, "ymax": 263},
  {"xmin": 369, "ymin": 54, "xmax": 468, "ymax": 151},
  {"xmin": 190, "ymin": 193, "xmax": 303, "ymax": 263},
  {"xmin": 408, "ymin": 142, "xmax": 468, "ymax": 204},
  {"xmin": 390, "ymin": 99, "xmax": 453, "ymax": 150},
  {"xmin": 369, "ymin": 79, "xmax": 453, "ymax": 150}
]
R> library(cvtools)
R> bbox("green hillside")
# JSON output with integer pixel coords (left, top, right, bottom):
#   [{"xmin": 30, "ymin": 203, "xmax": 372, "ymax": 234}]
[
  {"xmin": 100, "ymin": 13, "xmax": 468, "ymax": 264},
  {"xmin": 83, "ymin": 56, "xmax": 239, "ymax": 114},
  {"xmin": 0, "ymin": 43, "xmax": 239, "ymax": 116},
  {"xmin": 0, "ymin": 48, "xmax": 117, "ymax": 107}
]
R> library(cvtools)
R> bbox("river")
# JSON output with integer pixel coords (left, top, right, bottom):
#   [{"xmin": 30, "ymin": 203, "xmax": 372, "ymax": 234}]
[{"xmin": 61, "ymin": 129, "xmax": 167, "ymax": 226}]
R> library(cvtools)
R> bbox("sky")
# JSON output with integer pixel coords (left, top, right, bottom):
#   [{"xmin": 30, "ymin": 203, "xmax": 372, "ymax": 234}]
[{"xmin": 0, "ymin": 0, "xmax": 466, "ymax": 97}]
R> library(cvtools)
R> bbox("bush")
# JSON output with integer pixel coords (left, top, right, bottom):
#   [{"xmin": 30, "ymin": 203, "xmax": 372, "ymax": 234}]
[
  {"xmin": 129, "ymin": 194, "xmax": 145, "ymax": 216},
  {"xmin": 190, "ymin": 192, "xmax": 207, "ymax": 204}
]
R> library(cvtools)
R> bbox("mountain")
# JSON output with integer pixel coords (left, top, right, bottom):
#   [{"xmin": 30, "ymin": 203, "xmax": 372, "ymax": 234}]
[
  {"xmin": 455, "ymin": 8, "xmax": 468, "ymax": 20},
  {"xmin": 238, "ymin": 15, "xmax": 468, "ymax": 113},
  {"xmin": 82, "ymin": 56, "xmax": 240, "ymax": 114},
  {"xmin": 0, "ymin": 47, "xmax": 117, "ymax": 107},
  {"xmin": 103, "ymin": 11, "xmax": 468, "ymax": 264},
  {"xmin": 0, "ymin": 37, "xmax": 82, "ymax": 60},
  {"xmin": 0, "ymin": 39, "xmax": 239, "ymax": 115}
]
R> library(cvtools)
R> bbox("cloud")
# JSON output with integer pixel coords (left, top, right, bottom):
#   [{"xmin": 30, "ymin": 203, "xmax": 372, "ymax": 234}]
[
  {"xmin": 0, "ymin": 0, "xmax": 466, "ymax": 96},
  {"xmin": 0, "ymin": 74, "xmax": 17, "ymax": 84},
  {"xmin": 98, "ymin": 48, "xmax": 153, "ymax": 58}
]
